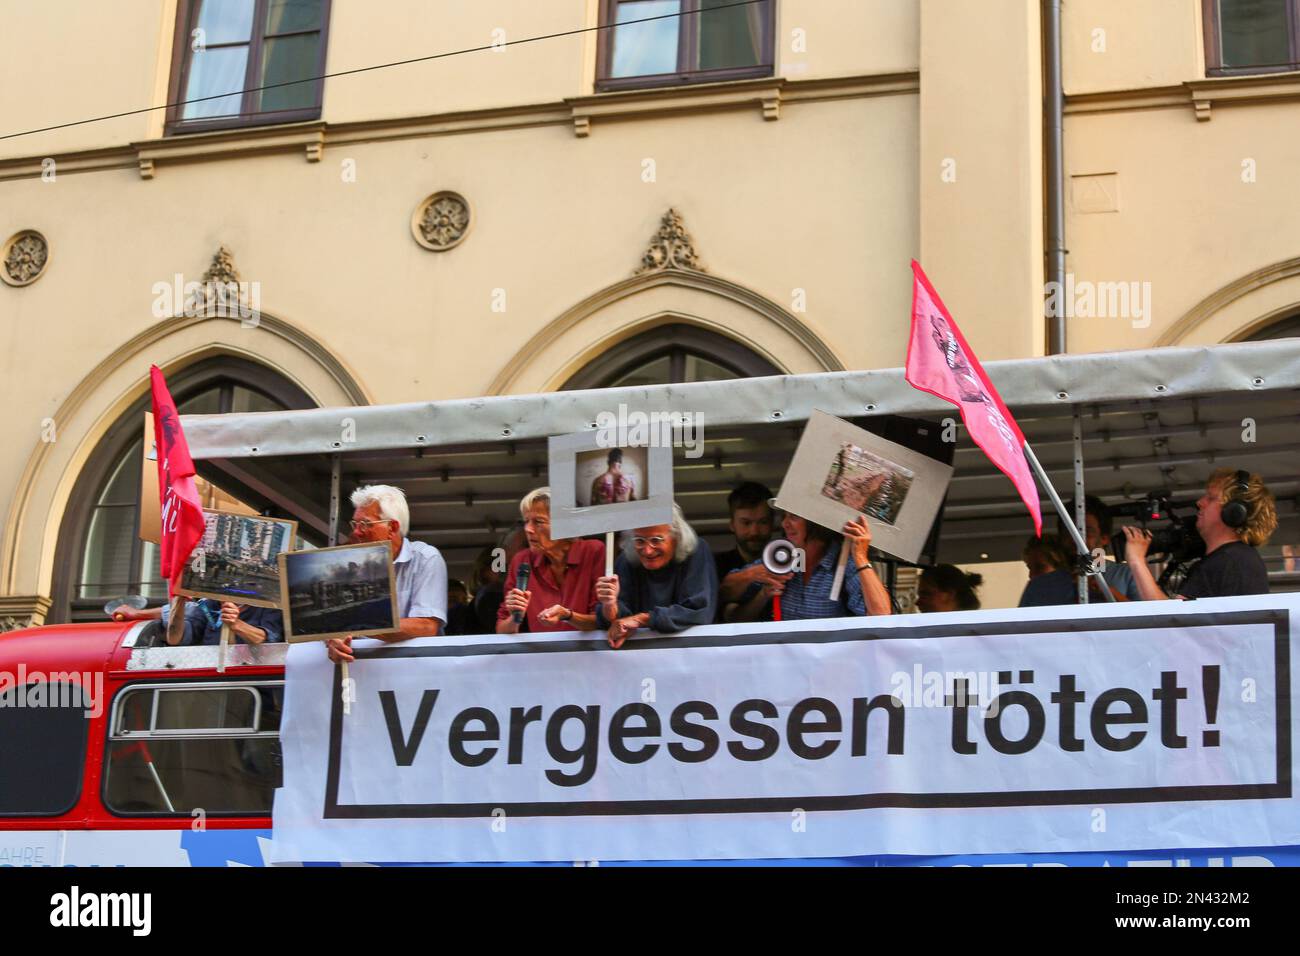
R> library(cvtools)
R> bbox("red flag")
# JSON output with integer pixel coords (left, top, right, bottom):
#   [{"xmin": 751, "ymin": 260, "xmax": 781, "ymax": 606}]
[
  {"xmin": 149, "ymin": 365, "xmax": 206, "ymax": 596},
  {"xmin": 905, "ymin": 261, "xmax": 1043, "ymax": 535}
]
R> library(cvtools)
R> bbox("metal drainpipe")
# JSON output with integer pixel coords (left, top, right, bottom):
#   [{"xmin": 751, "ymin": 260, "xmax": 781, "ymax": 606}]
[
  {"xmin": 1043, "ymin": 0, "xmax": 1091, "ymax": 601},
  {"xmin": 1045, "ymin": 0, "xmax": 1066, "ymax": 355}
]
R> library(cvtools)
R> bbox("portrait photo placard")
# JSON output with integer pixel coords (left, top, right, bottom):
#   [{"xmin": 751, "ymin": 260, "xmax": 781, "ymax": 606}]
[
  {"xmin": 278, "ymin": 541, "xmax": 399, "ymax": 643},
  {"xmin": 774, "ymin": 409, "xmax": 953, "ymax": 563},
  {"xmin": 177, "ymin": 509, "xmax": 298, "ymax": 608},
  {"xmin": 548, "ymin": 432, "xmax": 673, "ymax": 539}
]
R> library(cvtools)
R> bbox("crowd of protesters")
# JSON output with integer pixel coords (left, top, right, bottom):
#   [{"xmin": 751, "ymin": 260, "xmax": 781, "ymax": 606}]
[{"xmin": 113, "ymin": 466, "xmax": 1279, "ymax": 650}]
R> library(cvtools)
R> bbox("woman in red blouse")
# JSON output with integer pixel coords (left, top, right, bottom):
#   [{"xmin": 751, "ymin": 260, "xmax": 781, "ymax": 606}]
[{"xmin": 497, "ymin": 487, "xmax": 606, "ymax": 633}]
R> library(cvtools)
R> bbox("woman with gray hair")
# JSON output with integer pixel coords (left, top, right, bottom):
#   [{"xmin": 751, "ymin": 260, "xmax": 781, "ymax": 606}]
[
  {"xmin": 497, "ymin": 487, "xmax": 605, "ymax": 634},
  {"xmin": 595, "ymin": 502, "xmax": 717, "ymax": 648}
]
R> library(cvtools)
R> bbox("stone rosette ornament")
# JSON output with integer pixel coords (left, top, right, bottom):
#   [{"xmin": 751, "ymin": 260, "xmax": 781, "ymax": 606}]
[
  {"xmin": 2, "ymin": 230, "xmax": 49, "ymax": 286},
  {"xmin": 411, "ymin": 191, "xmax": 471, "ymax": 251}
]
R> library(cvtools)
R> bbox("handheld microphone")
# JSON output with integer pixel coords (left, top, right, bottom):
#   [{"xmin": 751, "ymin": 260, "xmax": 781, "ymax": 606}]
[{"xmin": 512, "ymin": 563, "xmax": 531, "ymax": 624}]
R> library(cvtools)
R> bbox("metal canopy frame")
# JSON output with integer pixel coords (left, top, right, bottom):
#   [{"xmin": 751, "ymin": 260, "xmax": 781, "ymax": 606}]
[{"xmin": 179, "ymin": 339, "xmax": 1300, "ymax": 585}]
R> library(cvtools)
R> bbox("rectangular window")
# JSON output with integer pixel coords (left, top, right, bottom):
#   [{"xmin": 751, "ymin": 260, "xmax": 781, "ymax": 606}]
[
  {"xmin": 166, "ymin": 0, "xmax": 330, "ymax": 134},
  {"xmin": 597, "ymin": 0, "xmax": 774, "ymax": 92},
  {"xmin": 103, "ymin": 681, "xmax": 282, "ymax": 816},
  {"xmin": 1204, "ymin": 0, "xmax": 1300, "ymax": 75},
  {"xmin": 0, "ymin": 683, "xmax": 89, "ymax": 815}
]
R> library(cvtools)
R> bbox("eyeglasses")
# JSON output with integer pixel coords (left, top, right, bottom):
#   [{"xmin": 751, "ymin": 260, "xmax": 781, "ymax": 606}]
[
  {"xmin": 349, "ymin": 519, "xmax": 392, "ymax": 532},
  {"xmin": 632, "ymin": 535, "xmax": 669, "ymax": 550}
]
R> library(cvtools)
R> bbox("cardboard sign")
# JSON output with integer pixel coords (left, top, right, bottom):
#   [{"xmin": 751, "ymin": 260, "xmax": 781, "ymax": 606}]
[
  {"xmin": 547, "ymin": 432, "xmax": 673, "ymax": 539},
  {"xmin": 278, "ymin": 542, "xmax": 399, "ymax": 642},
  {"xmin": 177, "ymin": 509, "xmax": 298, "ymax": 608},
  {"xmin": 775, "ymin": 410, "xmax": 952, "ymax": 563}
]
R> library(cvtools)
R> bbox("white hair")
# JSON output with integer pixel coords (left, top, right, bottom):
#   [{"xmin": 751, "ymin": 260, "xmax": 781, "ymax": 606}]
[
  {"xmin": 622, "ymin": 502, "xmax": 697, "ymax": 563},
  {"xmin": 519, "ymin": 486, "xmax": 551, "ymax": 518},
  {"xmin": 350, "ymin": 484, "xmax": 409, "ymax": 538}
]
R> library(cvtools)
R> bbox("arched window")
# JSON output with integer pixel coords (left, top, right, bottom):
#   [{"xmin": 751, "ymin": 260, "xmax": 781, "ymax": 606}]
[
  {"xmin": 561, "ymin": 324, "xmax": 780, "ymax": 389},
  {"xmin": 51, "ymin": 358, "xmax": 315, "ymax": 623},
  {"xmin": 1245, "ymin": 313, "xmax": 1300, "ymax": 340}
]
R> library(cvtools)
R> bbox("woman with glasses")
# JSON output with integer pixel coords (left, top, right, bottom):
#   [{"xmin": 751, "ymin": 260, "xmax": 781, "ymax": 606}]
[
  {"xmin": 594, "ymin": 503, "xmax": 717, "ymax": 648},
  {"xmin": 497, "ymin": 487, "xmax": 606, "ymax": 634}
]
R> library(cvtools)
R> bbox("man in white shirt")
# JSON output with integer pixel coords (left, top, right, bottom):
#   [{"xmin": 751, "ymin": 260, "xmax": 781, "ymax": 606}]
[{"xmin": 326, "ymin": 484, "xmax": 447, "ymax": 662}]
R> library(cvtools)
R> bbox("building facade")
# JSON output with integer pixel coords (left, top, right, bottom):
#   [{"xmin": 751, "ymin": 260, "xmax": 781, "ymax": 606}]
[{"xmin": 1, "ymin": 0, "xmax": 1297, "ymax": 624}]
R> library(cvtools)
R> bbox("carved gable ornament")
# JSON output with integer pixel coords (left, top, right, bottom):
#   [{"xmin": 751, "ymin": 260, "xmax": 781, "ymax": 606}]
[
  {"xmin": 636, "ymin": 209, "xmax": 705, "ymax": 275},
  {"xmin": 173, "ymin": 246, "xmax": 260, "ymax": 323}
]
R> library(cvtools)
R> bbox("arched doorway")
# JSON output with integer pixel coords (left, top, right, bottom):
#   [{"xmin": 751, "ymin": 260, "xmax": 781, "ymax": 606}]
[
  {"xmin": 49, "ymin": 357, "xmax": 315, "ymax": 623},
  {"xmin": 561, "ymin": 323, "xmax": 780, "ymax": 389}
]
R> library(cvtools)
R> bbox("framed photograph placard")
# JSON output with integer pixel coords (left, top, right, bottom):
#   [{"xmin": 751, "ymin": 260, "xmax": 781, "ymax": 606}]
[
  {"xmin": 177, "ymin": 509, "xmax": 298, "ymax": 608},
  {"xmin": 548, "ymin": 431, "xmax": 674, "ymax": 539},
  {"xmin": 278, "ymin": 541, "xmax": 399, "ymax": 643},
  {"xmin": 774, "ymin": 409, "xmax": 953, "ymax": 563}
]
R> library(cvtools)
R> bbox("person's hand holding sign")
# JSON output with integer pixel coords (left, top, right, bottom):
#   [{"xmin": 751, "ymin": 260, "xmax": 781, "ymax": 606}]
[
  {"xmin": 325, "ymin": 637, "xmax": 354, "ymax": 663},
  {"xmin": 843, "ymin": 514, "xmax": 892, "ymax": 617},
  {"xmin": 842, "ymin": 514, "xmax": 873, "ymax": 565},
  {"xmin": 220, "ymin": 601, "xmax": 269, "ymax": 644},
  {"xmin": 596, "ymin": 574, "xmax": 620, "ymax": 624}
]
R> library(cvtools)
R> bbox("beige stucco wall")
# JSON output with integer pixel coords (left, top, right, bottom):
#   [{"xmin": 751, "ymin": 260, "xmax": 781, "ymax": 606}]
[
  {"xmin": 0, "ymin": 0, "xmax": 176, "ymax": 159},
  {"xmin": 1063, "ymin": 0, "xmax": 1202, "ymax": 94},
  {"xmin": 1064, "ymin": 100, "xmax": 1300, "ymax": 354},
  {"xmin": 919, "ymin": 0, "xmax": 1044, "ymax": 361}
]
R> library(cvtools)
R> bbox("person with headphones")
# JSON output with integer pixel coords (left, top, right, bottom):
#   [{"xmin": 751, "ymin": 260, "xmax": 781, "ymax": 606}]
[{"xmin": 1121, "ymin": 469, "xmax": 1278, "ymax": 600}]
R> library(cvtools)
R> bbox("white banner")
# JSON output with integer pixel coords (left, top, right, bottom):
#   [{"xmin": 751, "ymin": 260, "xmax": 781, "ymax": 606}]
[{"xmin": 269, "ymin": 594, "xmax": 1300, "ymax": 863}]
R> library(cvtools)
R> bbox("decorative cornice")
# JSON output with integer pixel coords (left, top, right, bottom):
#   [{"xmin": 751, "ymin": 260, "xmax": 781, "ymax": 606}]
[
  {"xmin": 0, "ymin": 72, "xmax": 916, "ymax": 180},
  {"xmin": 1065, "ymin": 69, "xmax": 1300, "ymax": 121},
  {"xmin": 568, "ymin": 76, "xmax": 785, "ymax": 135},
  {"xmin": 1157, "ymin": 255, "xmax": 1300, "ymax": 346},
  {"xmin": 133, "ymin": 122, "xmax": 326, "ymax": 178}
]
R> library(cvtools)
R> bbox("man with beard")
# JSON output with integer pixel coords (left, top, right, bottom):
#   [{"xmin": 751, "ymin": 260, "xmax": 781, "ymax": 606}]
[{"xmin": 713, "ymin": 482, "xmax": 778, "ymax": 622}]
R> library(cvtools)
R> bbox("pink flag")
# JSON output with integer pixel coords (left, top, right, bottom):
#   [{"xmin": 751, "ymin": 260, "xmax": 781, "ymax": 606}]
[
  {"xmin": 150, "ymin": 365, "xmax": 206, "ymax": 596},
  {"xmin": 905, "ymin": 261, "xmax": 1043, "ymax": 535}
]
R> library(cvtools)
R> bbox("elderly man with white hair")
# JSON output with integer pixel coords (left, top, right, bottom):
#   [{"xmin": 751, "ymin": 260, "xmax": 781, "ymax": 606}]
[{"xmin": 325, "ymin": 484, "xmax": 448, "ymax": 663}]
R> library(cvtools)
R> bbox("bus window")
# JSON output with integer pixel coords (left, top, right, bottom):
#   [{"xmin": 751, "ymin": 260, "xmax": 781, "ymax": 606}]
[
  {"xmin": 103, "ymin": 682, "xmax": 282, "ymax": 816},
  {"xmin": 0, "ymin": 682, "xmax": 89, "ymax": 815}
]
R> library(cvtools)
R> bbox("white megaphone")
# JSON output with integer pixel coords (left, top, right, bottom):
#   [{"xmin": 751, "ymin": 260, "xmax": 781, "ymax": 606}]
[
  {"xmin": 761, "ymin": 538, "xmax": 801, "ymax": 621},
  {"xmin": 762, "ymin": 538, "xmax": 800, "ymax": 575}
]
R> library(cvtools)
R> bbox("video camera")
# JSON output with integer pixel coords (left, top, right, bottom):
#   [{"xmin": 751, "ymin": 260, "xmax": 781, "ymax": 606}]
[{"xmin": 1112, "ymin": 491, "xmax": 1206, "ymax": 565}]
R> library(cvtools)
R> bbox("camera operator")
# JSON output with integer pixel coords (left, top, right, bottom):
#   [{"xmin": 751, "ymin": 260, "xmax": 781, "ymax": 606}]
[
  {"xmin": 1065, "ymin": 496, "xmax": 1139, "ymax": 602},
  {"xmin": 1121, "ymin": 469, "xmax": 1277, "ymax": 600}
]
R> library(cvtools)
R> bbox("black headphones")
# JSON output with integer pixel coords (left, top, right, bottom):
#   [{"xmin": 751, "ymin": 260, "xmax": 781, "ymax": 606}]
[{"xmin": 1220, "ymin": 470, "xmax": 1253, "ymax": 529}]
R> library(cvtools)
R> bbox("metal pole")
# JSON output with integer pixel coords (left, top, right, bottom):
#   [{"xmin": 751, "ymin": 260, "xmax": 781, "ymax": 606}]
[
  {"xmin": 1023, "ymin": 443, "xmax": 1116, "ymax": 602},
  {"xmin": 1044, "ymin": 0, "xmax": 1067, "ymax": 355},
  {"xmin": 1073, "ymin": 409, "xmax": 1089, "ymax": 604},
  {"xmin": 328, "ymin": 453, "xmax": 342, "ymax": 546}
]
